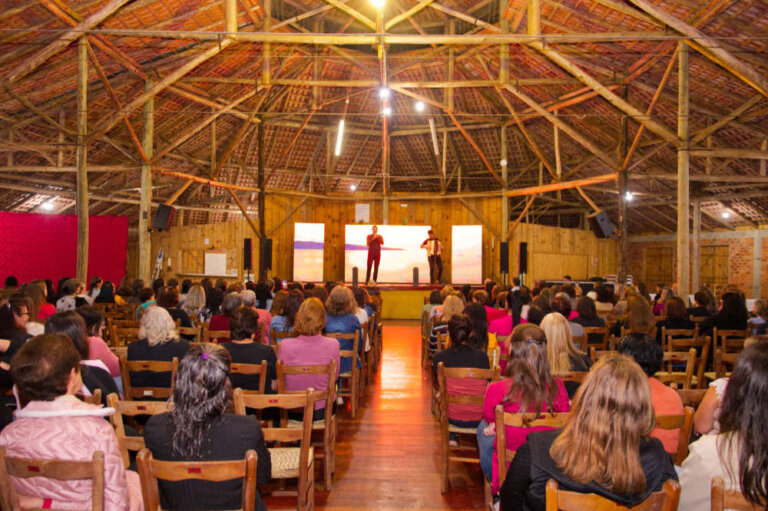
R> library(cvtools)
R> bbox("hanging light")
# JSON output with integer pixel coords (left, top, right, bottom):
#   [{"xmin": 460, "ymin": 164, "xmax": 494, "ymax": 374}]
[
  {"xmin": 350, "ymin": 184, "xmax": 357, "ymax": 191},
  {"xmin": 370, "ymin": 0, "xmax": 385, "ymax": 9},
  {"xmin": 41, "ymin": 200, "xmax": 55, "ymax": 211},
  {"xmin": 382, "ymin": 106, "xmax": 392, "ymax": 116},
  {"xmin": 624, "ymin": 191, "xmax": 634, "ymax": 202},
  {"xmin": 334, "ymin": 119, "xmax": 345, "ymax": 156},
  {"xmin": 378, "ymin": 86, "xmax": 391, "ymax": 99},
  {"xmin": 721, "ymin": 211, "xmax": 731, "ymax": 219},
  {"xmin": 414, "ymin": 101, "xmax": 425, "ymax": 112}
]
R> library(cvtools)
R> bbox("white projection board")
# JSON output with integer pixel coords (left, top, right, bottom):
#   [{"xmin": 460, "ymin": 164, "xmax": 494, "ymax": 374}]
[
  {"xmin": 451, "ymin": 225, "xmax": 482, "ymax": 284},
  {"xmin": 344, "ymin": 224, "xmax": 432, "ymax": 283},
  {"xmin": 293, "ymin": 223, "xmax": 325, "ymax": 282}
]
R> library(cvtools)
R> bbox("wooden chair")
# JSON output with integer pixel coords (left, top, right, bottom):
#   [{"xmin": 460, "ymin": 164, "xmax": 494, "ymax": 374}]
[
  {"xmin": 714, "ymin": 328, "xmax": 750, "ymax": 355},
  {"xmin": 109, "ymin": 325, "xmax": 139, "ymax": 348},
  {"xmin": 420, "ymin": 309, "xmax": 431, "ymax": 369},
  {"xmin": 231, "ymin": 360, "xmax": 269, "ymax": 395},
  {"xmin": 666, "ymin": 334, "xmax": 711, "ymax": 389},
  {"xmin": 270, "ymin": 329, "xmax": 296, "ymax": 345},
  {"xmin": 589, "ymin": 348, "xmax": 619, "ymax": 362},
  {"xmin": 177, "ymin": 326, "xmax": 200, "ymax": 342},
  {"xmin": 655, "ymin": 348, "xmax": 696, "ymax": 389},
  {"xmin": 713, "ymin": 348, "xmax": 739, "ymax": 380},
  {"xmin": 495, "ymin": 408, "xmax": 571, "ymax": 485},
  {"xmin": 437, "ymin": 363, "xmax": 499, "ymax": 493},
  {"xmin": 326, "ymin": 332, "xmax": 360, "ymax": 419},
  {"xmin": 674, "ymin": 387, "xmax": 707, "ymax": 409},
  {"xmin": 120, "ymin": 355, "xmax": 178, "ymax": 400},
  {"xmin": 582, "ymin": 326, "xmax": 609, "ymax": 350},
  {"xmin": 277, "ymin": 360, "xmax": 337, "ymax": 491},
  {"xmin": 0, "ymin": 446, "xmax": 105, "ymax": 511},
  {"xmin": 711, "ymin": 476, "xmax": 764, "ymax": 511},
  {"xmin": 233, "ymin": 388, "xmax": 315, "ymax": 511},
  {"xmin": 82, "ymin": 388, "xmax": 103, "ymax": 406},
  {"xmin": 136, "ymin": 448, "xmax": 259, "ymax": 511},
  {"xmin": 661, "ymin": 327, "xmax": 698, "ymax": 352},
  {"xmin": 107, "ymin": 393, "xmax": 172, "ymax": 468},
  {"xmin": 690, "ymin": 315, "xmax": 708, "ymax": 324},
  {"xmin": 571, "ymin": 335, "xmax": 587, "ymax": 350},
  {"xmin": 545, "ymin": 478, "xmax": 680, "ymax": 511},
  {"xmin": 202, "ymin": 326, "xmax": 230, "ymax": 343},
  {"xmin": 655, "ymin": 407, "xmax": 695, "ymax": 466},
  {"xmin": 560, "ymin": 372, "xmax": 589, "ymax": 385}
]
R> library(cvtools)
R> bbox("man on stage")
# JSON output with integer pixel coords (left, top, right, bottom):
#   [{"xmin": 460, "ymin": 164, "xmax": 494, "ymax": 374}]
[
  {"xmin": 366, "ymin": 225, "xmax": 384, "ymax": 284},
  {"xmin": 420, "ymin": 229, "xmax": 443, "ymax": 284}
]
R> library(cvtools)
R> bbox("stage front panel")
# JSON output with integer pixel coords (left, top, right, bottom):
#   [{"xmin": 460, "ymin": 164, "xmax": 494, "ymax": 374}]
[
  {"xmin": 294, "ymin": 222, "xmax": 325, "ymax": 282},
  {"xmin": 451, "ymin": 225, "xmax": 482, "ymax": 284},
  {"xmin": 344, "ymin": 225, "xmax": 432, "ymax": 284}
]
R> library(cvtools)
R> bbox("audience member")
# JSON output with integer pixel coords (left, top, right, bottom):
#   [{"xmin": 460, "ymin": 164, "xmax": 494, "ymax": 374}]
[
  {"xmin": 88, "ymin": 276, "xmax": 103, "ymax": 301},
  {"xmin": 94, "ymin": 281, "xmax": 116, "ymax": 304},
  {"xmin": 473, "ymin": 289, "xmax": 506, "ymax": 324},
  {"xmin": 28, "ymin": 280, "xmax": 56, "ymax": 321},
  {"xmin": 325, "ymin": 286, "xmax": 363, "ymax": 374},
  {"xmin": 209, "ymin": 292, "xmax": 242, "ymax": 342},
  {"xmin": 241, "ymin": 290, "xmax": 271, "ymax": 342},
  {"xmin": 500, "ymin": 356, "xmax": 677, "ymax": 511},
  {"xmin": 135, "ymin": 287, "xmax": 156, "ymax": 321},
  {"xmin": 156, "ymin": 286, "xmax": 193, "ymax": 340},
  {"xmin": 76, "ymin": 306, "xmax": 120, "ymax": 379},
  {"xmin": 55, "ymin": 278, "xmax": 79, "ymax": 311},
  {"xmin": 571, "ymin": 296, "xmax": 606, "ymax": 345},
  {"xmin": 127, "ymin": 306, "xmax": 190, "ymax": 392},
  {"xmin": 550, "ymin": 295, "xmax": 584, "ymax": 338},
  {"xmin": 0, "ymin": 334, "xmax": 142, "ymax": 510},
  {"xmin": 223, "ymin": 307, "xmax": 276, "ymax": 393},
  {"xmin": 429, "ymin": 294, "xmax": 463, "ymax": 352},
  {"xmin": 688, "ymin": 290, "xmax": 712, "ymax": 318},
  {"xmin": 0, "ymin": 294, "xmax": 33, "ymax": 387},
  {"xmin": 143, "ymin": 344, "xmax": 271, "ymax": 511},
  {"xmin": 540, "ymin": 312, "xmax": 592, "ymax": 398},
  {"xmin": 489, "ymin": 290, "xmax": 526, "ymax": 338},
  {"xmin": 699, "ymin": 290, "xmax": 748, "ymax": 336},
  {"xmin": 655, "ymin": 296, "xmax": 695, "ymax": 343},
  {"xmin": 181, "ymin": 283, "xmax": 207, "ymax": 322}
]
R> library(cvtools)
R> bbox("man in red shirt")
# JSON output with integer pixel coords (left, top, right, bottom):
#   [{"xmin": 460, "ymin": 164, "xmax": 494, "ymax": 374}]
[{"xmin": 366, "ymin": 225, "xmax": 384, "ymax": 284}]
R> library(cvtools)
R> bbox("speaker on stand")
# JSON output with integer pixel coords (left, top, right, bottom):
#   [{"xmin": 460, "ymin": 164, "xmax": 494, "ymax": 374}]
[
  {"xmin": 243, "ymin": 238, "xmax": 252, "ymax": 282},
  {"xmin": 500, "ymin": 241, "xmax": 509, "ymax": 286}
]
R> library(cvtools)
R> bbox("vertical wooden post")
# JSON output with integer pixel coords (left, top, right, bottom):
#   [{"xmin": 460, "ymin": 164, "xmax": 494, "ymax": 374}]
[
  {"xmin": 58, "ymin": 110, "xmax": 65, "ymax": 167},
  {"xmin": 618, "ymin": 87, "xmax": 629, "ymax": 286},
  {"xmin": 138, "ymin": 78, "xmax": 154, "ymax": 283},
  {"xmin": 761, "ymin": 138, "xmax": 767, "ymax": 177},
  {"xmin": 499, "ymin": 1, "xmax": 509, "ymax": 84},
  {"xmin": 527, "ymin": 0, "xmax": 541, "ymax": 36},
  {"xmin": 501, "ymin": 127, "xmax": 509, "ymax": 284},
  {"xmin": 262, "ymin": 0, "xmax": 271, "ymax": 85},
  {"xmin": 705, "ymin": 135, "xmax": 712, "ymax": 175},
  {"xmin": 692, "ymin": 198, "xmax": 701, "ymax": 292},
  {"xmin": 677, "ymin": 41, "xmax": 691, "ymax": 301},
  {"xmin": 554, "ymin": 110, "xmax": 561, "ymax": 201},
  {"xmin": 224, "ymin": 0, "xmax": 237, "ymax": 34},
  {"xmin": 257, "ymin": 122, "xmax": 267, "ymax": 279},
  {"xmin": 447, "ymin": 21, "xmax": 455, "ymax": 112},
  {"xmin": 76, "ymin": 37, "xmax": 89, "ymax": 284}
]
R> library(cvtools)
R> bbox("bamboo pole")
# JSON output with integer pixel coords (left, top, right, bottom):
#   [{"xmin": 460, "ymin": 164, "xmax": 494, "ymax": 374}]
[
  {"xmin": 386, "ymin": 0, "xmax": 436, "ymax": 31},
  {"xmin": 505, "ymin": 174, "xmax": 618, "ymax": 197},
  {"xmin": 76, "ymin": 37, "xmax": 89, "ymax": 284},
  {"xmin": 677, "ymin": 41, "xmax": 690, "ymax": 300},
  {"xmin": 459, "ymin": 198, "xmax": 502, "ymax": 240},
  {"xmin": 257, "ymin": 122, "xmax": 266, "ymax": 278},
  {"xmin": 691, "ymin": 198, "xmax": 701, "ymax": 291},
  {"xmin": 138, "ymin": 78, "xmax": 154, "ymax": 283},
  {"xmin": 617, "ymin": 86, "xmax": 629, "ymax": 287},
  {"xmin": 688, "ymin": 148, "xmax": 768, "ymax": 159},
  {"xmin": 322, "ymin": 0, "xmax": 376, "ymax": 30}
]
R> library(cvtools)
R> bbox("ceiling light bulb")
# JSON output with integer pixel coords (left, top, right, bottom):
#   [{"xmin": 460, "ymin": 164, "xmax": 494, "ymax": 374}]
[
  {"xmin": 370, "ymin": 0, "xmax": 385, "ymax": 9},
  {"xmin": 334, "ymin": 119, "xmax": 345, "ymax": 157},
  {"xmin": 378, "ymin": 87, "xmax": 390, "ymax": 99},
  {"xmin": 624, "ymin": 191, "xmax": 633, "ymax": 201},
  {"xmin": 350, "ymin": 184, "xmax": 357, "ymax": 191},
  {"xmin": 415, "ymin": 101, "xmax": 425, "ymax": 112},
  {"xmin": 500, "ymin": 159, "xmax": 508, "ymax": 167},
  {"xmin": 721, "ymin": 211, "xmax": 731, "ymax": 219},
  {"xmin": 382, "ymin": 106, "xmax": 392, "ymax": 116},
  {"xmin": 41, "ymin": 201, "xmax": 54, "ymax": 211}
]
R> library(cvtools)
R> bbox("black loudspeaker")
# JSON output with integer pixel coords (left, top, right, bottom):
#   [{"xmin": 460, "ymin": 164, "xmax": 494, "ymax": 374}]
[
  {"xmin": 243, "ymin": 238, "xmax": 252, "ymax": 270},
  {"xmin": 500, "ymin": 242, "xmax": 509, "ymax": 273},
  {"xmin": 352, "ymin": 267, "xmax": 359, "ymax": 286},
  {"xmin": 260, "ymin": 238, "xmax": 273, "ymax": 271},
  {"xmin": 152, "ymin": 205, "xmax": 175, "ymax": 231},
  {"xmin": 413, "ymin": 267, "xmax": 419, "ymax": 286},
  {"xmin": 519, "ymin": 242, "xmax": 528, "ymax": 274},
  {"xmin": 588, "ymin": 210, "xmax": 615, "ymax": 238}
]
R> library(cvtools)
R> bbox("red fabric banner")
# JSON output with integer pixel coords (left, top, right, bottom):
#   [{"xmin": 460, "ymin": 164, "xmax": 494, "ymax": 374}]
[{"xmin": 0, "ymin": 212, "xmax": 128, "ymax": 286}]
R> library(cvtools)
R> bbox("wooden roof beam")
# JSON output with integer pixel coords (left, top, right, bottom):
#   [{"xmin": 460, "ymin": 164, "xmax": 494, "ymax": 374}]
[
  {"xmin": 321, "ymin": 0, "xmax": 376, "ymax": 30},
  {"xmin": 625, "ymin": 0, "xmax": 768, "ymax": 98}
]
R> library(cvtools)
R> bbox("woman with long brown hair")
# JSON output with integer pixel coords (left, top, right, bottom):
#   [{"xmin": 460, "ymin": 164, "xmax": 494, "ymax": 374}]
[
  {"xmin": 478, "ymin": 323, "xmax": 570, "ymax": 495},
  {"xmin": 499, "ymin": 356, "xmax": 677, "ymax": 511}
]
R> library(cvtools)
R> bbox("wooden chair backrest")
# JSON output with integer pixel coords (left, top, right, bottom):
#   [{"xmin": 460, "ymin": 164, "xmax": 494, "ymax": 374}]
[
  {"xmin": 571, "ymin": 335, "xmax": 587, "ymax": 349},
  {"xmin": 545, "ymin": 478, "xmax": 680, "ymax": 511},
  {"xmin": 421, "ymin": 310, "xmax": 430, "ymax": 341},
  {"xmin": 711, "ymin": 476, "xmax": 764, "ymax": 511},
  {"xmin": 276, "ymin": 360, "xmax": 336, "ymax": 430},
  {"xmin": 559, "ymin": 372, "xmax": 589, "ymax": 384},
  {"xmin": 495, "ymin": 407, "xmax": 571, "ymax": 484},
  {"xmin": 230, "ymin": 360, "xmax": 268, "ymax": 395},
  {"xmin": 326, "ymin": 332, "xmax": 360, "ymax": 369},
  {"xmin": 589, "ymin": 348, "xmax": 619, "ymax": 362},
  {"xmin": 714, "ymin": 348, "xmax": 740, "ymax": 379},
  {"xmin": 109, "ymin": 325, "xmax": 139, "ymax": 348},
  {"xmin": 437, "ymin": 363, "xmax": 498, "ymax": 428},
  {"xmin": 690, "ymin": 315, "xmax": 708, "ymax": 323},
  {"xmin": 107, "ymin": 393, "xmax": 172, "ymax": 468},
  {"xmin": 136, "ymin": 448, "xmax": 258, "ymax": 511},
  {"xmin": 435, "ymin": 331, "xmax": 448, "ymax": 353},
  {"xmin": 655, "ymin": 407, "xmax": 695, "ymax": 465},
  {"xmin": 177, "ymin": 326, "xmax": 200, "ymax": 342},
  {"xmin": 655, "ymin": 348, "xmax": 696, "ymax": 390},
  {"xmin": 674, "ymin": 388, "xmax": 707, "ymax": 409},
  {"xmin": 82, "ymin": 388, "xmax": 103, "ymax": 406},
  {"xmin": 0, "ymin": 446, "xmax": 105, "ymax": 511},
  {"xmin": 202, "ymin": 328, "xmax": 230, "ymax": 343},
  {"xmin": 496, "ymin": 334, "xmax": 510, "ymax": 367},
  {"xmin": 120, "ymin": 354, "xmax": 178, "ymax": 400},
  {"xmin": 667, "ymin": 335, "xmax": 711, "ymax": 389},
  {"xmin": 269, "ymin": 329, "xmax": 295, "ymax": 345},
  {"xmin": 714, "ymin": 328, "xmax": 750, "ymax": 354},
  {"xmin": 233, "ymin": 388, "xmax": 315, "ymax": 442},
  {"xmin": 661, "ymin": 327, "xmax": 698, "ymax": 352},
  {"xmin": 582, "ymin": 327, "xmax": 609, "ymax": 350}
]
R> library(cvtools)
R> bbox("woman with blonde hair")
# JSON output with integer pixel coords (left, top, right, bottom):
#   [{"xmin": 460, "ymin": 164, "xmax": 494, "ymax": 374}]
[
  {"xmin": 127, "ymin": 306, "xmax": 190, "ymax": 392},
  {"xmin": 540, "ymin": 312, "xmax": 592, "ymax": 398},
  {"xmin": 429, "ymin": 294, "xmax": 464, "ymax": 352},
  {"xmin": 500, "ymin": 356, "xmax": 677, "ymax": 511},
  {"xmin": 181, "ymin": 283, "xmax": 207, "ymax": 321}
]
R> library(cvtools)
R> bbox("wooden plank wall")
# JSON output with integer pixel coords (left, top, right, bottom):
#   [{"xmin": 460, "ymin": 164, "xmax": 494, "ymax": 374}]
[{"xmin": 148, "ymin": 196, "xmax": 619, "ymax": 283}]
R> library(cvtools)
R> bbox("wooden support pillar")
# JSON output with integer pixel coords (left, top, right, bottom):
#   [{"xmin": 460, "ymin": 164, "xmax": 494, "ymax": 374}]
[
  {"xmin": 761, "ymin": 138, "xmax": 767, "ymax": 177},
  {"xmin": 499, "ymin": 1, "xmax": 509, "ymax": 84},
  {"xmin": 138, "ymin": 78, "xmax": 154, "ymax": 282},
  {"xmin": 677, "ymin": 41, "xmax": 691, "ymax": 301},
  {"xmin": 705, "ymin": 135, "xmax": 712, "ymax": 175},
  {"xmin": 76, "ymin": 37, "xmax": 89, "ymax": 284},
  {"xmin": 692, "ymin": 198, "xmax": 701, "ymax": 292},
  {"xmin": 500, "ymin": 127, "xmax": 509, "ymax": 283},
  {"xmin": 58, "ymin": 110, "xmax": 65, "ymax": 167},
  {"xmin": 618, "ymin": 87, "xmax": 629, "ymax": 286},
  {"xmin": 262, "ymin": 0, "xmax": 271, "ymax": 85},
  {"xmin": 224, "ymin": 0, "xmax": 237, "ymax": 34},
  {"xmin": 257, "ymin": 122, "xmax": 267, "ymax": 278},
  {"xmin": 554, "ymin": 110, "xmax": 562, "ymax": 201},
  {"xmin": 382, "ymin": 196, "xmax": 389, "ymax": 224},
  {"xmin": 447, "ymin": 21, "xmax": 455, "ymax": 112}
]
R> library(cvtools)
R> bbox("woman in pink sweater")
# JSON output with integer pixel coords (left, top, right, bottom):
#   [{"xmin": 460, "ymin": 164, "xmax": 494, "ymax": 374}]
[
  {"xmin": 0, "ymin": 334, "xmax": 142, "ymax": 510},
  {"xmin": 77, "ymin": 306, "xmax": 120, "ymax": 377}
]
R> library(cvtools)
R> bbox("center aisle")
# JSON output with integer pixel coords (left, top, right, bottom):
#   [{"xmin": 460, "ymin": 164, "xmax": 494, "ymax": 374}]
[{"xmin": 317, "ymin": 320, "xmax": 485, "ymax": 510}]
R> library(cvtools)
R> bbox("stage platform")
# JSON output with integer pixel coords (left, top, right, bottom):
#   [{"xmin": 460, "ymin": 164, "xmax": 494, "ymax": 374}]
[{"xmin": 355, "ymin": 283, "xmax": 444, "ymax": 320}]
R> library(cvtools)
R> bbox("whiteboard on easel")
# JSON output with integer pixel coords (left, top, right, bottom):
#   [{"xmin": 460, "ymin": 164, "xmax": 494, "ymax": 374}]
[{"xmin": 204, "ymin": 251, "xmax": 227, "ymax": 276}]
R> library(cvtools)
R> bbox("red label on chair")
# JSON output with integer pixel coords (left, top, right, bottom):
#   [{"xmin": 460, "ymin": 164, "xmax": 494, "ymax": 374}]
[
  {"xmin": 27, "ymin": 465, "xmax": 40, "ymax": 472},
  {"xmin": 301, "ymin": 368, "xmax": 310, "ymax": 372},
  {"xmin": 269, "ymin": 399, "xmax": 278, "ymax": 403},
  {"xmin": 188, "ymin": 467, "xmax": 202, "ymax": 473},
  {"xmin": 137, "ymin": 406, "xmax": 147, "ymax": 411},
  {"xmin": 141, "ymin": 363, "xmax": 150, "ymax": 368}
]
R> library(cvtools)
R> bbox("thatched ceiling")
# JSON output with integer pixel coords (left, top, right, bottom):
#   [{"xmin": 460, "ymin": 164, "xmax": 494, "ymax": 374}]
[{"xmin": 0, "ymin": 0, "xmax": 766, "ymax": 233}]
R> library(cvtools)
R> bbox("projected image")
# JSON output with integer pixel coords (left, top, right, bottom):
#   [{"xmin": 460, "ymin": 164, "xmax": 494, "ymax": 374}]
[
  {"xmin": 345, "ymin": 225, "xmax": 432, "ymax": 284},
  {"xmin": 452, "ymin": 225, "xmax": 482, "ymax": 284},
  {"xmin": 294, "ymin": 223, "xmax": 325, "ymax": 282}
]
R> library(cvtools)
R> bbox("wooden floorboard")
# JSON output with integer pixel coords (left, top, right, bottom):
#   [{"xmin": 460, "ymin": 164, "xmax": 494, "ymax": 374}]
[{"xmin": 264, "ymin": 320, "xmax": 485, "ymax": 510}]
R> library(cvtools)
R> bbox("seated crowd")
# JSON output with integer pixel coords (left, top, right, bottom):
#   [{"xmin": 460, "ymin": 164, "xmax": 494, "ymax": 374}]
[
  {"xmin": 425, "ymin": 277, "xmax": 767, "ymax": 511},
  {"xmin": 0, "ymin": 274, "xmax": 380, "ymax": 510}
]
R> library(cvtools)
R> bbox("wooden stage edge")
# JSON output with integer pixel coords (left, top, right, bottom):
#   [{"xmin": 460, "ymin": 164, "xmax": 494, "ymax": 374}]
[{"xmin": 350, "ymin": 283, "xmax": 447, "ymax": 321}]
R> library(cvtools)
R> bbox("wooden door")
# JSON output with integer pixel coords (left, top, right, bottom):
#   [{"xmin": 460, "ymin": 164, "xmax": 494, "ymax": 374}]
[
  {"xmin": 644, "ymin": 246, "xmax": 674, "ymax": 286},
  {"xmin": 700, "ymin": 245, "xmax": 729, "ymax": 290}
]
